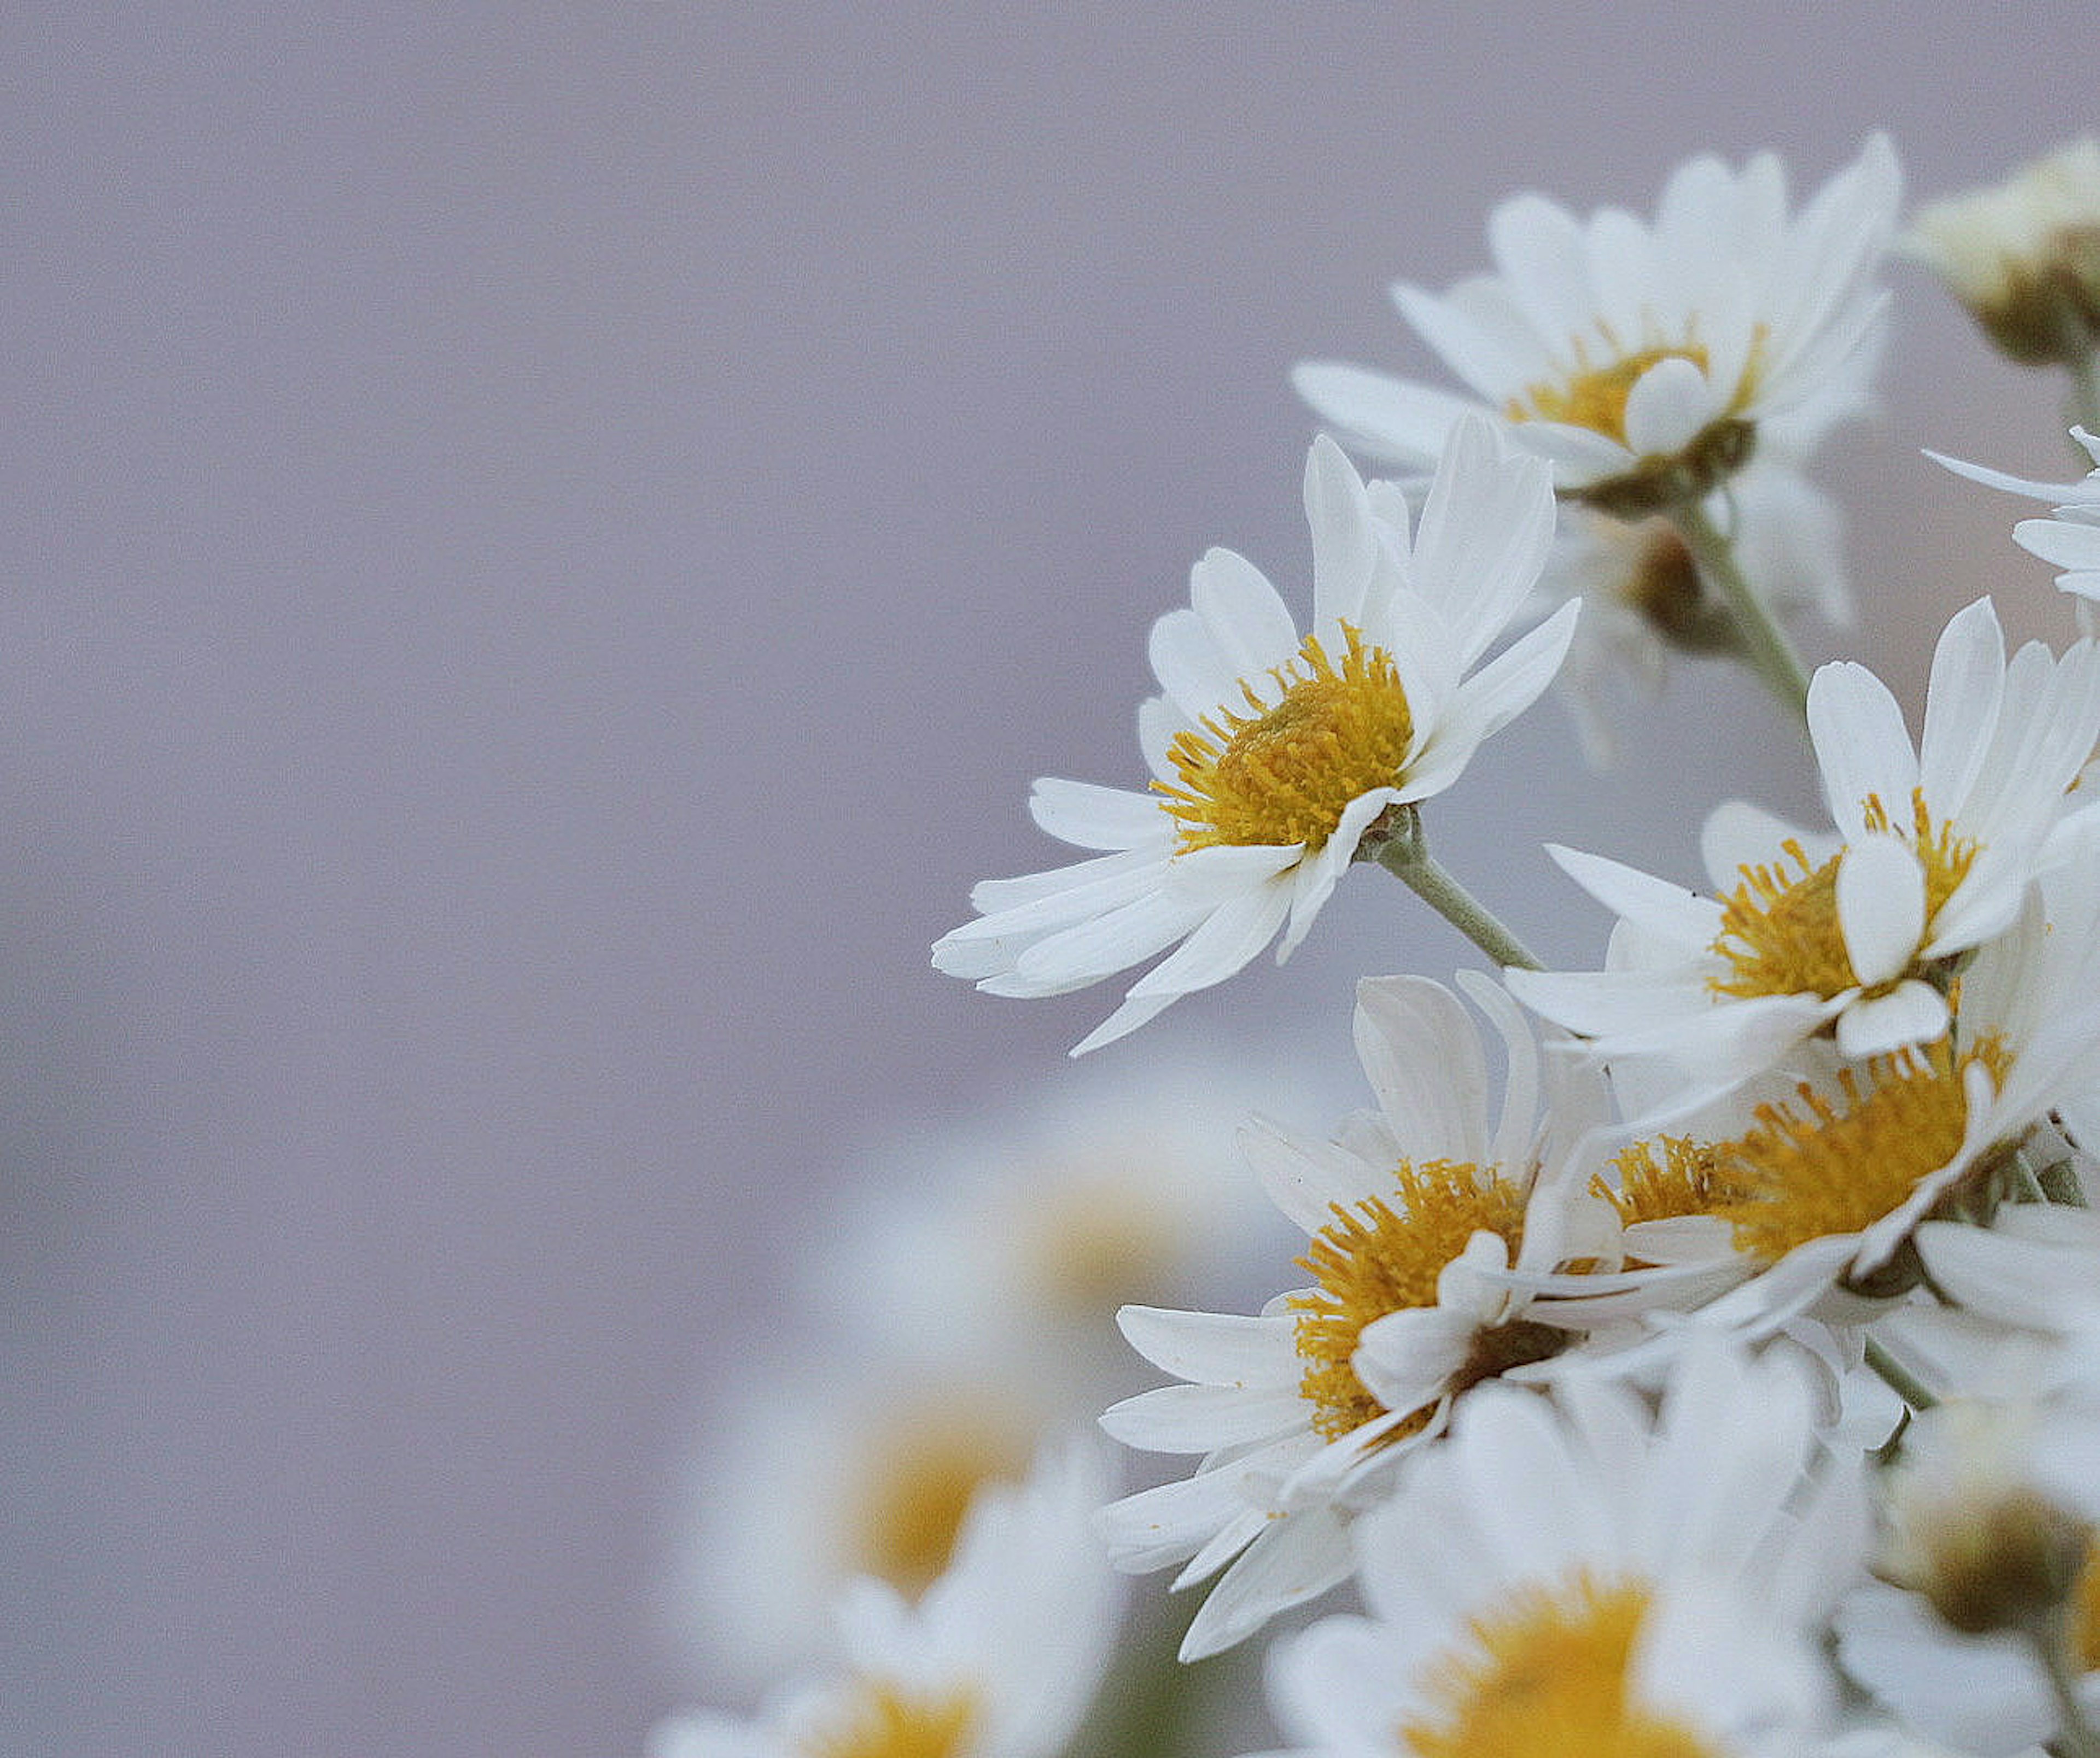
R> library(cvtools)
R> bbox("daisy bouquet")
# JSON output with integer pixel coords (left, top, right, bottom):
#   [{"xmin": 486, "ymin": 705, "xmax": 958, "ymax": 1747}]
[{"xmin": 665, "ymin": 135, "xmax": 2100, "ymax": 1758}]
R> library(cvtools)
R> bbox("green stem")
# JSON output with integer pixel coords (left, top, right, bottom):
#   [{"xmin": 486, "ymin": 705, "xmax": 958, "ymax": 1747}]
[
  {"xmin": 1365, "ymin": 809, "xmax": 1543, "ymax": 973},
  {"xmin": 1864, "ymin": 1335, "xmax": 1939, "ymax": 1413},
  {"xmin": 1065, "ymin": 1585, "xmax": 1252, "ymax": 1758},
  {"xmin": 1669, "ymin": 497, "xmax": 1813, "ymax": 727}
]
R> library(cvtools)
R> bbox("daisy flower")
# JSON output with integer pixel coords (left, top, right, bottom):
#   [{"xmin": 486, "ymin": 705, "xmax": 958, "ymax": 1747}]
[
  {"xmin": 651, "ymin": 1442, "xmax": 1120, "ymax": 1758},
  {"xmin": 659, "ymin": 1052, "xmax": 1308, "ymax": 1693},
  {"xmin": 932, "ymin": 422, "xmax": 1572, "ymax": 1054},
  {"xmin": 1836, "ymin": 1391, "xmax": 2100, "ymax": 1757},
  {"xmin": 1263, "ymin": 1342, "xmax": 1870, "ymax": 1758},
  {"xmin": 1542, "ymin": 459, "xmax": 1852, "ymax": 766},
  {"xmin": 1093, "ymin": 972, "xmax": 1627, "ymax": 1660},
  {"xmin": 1508, "ymin": 596, "xmax": 2100, "ymax": 1084},
  {"xmin": 1553, "ymin": 820, "xmax": 2100, "ymax": 1346},
  {"xmin": 1933, "ymin": 426, "xmax": 2100, "ymax": 606},
  {"xmin": 1294, "ymin": 137, "xmax": 1900, "ymax": 516},
  {"xmin": 1910, "ymin": 138, "xmax": 2100, "ymax": 369}
]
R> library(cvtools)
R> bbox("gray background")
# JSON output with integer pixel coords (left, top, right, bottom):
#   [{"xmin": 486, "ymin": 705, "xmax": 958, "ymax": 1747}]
[{"xmin": 3, "ymin": 5, "xmax": 2090, "ymax": 1754}]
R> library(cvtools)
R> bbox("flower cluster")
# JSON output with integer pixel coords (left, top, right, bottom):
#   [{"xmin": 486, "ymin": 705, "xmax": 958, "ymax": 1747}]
[{"xmin": 668, "ymin": 135, "xmax": 2100, "ymax": 1758}]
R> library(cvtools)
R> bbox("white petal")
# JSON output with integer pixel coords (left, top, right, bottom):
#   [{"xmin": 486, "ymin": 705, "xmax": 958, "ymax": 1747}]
[
  {"xmin": 1835, "ymin": 833, "xmax": 1926, "ymax": 986},
  {"xmin": 1620, "ymin": 354, "xmax": 1724, "ymax": 457},
  {"xmin": 1353, "ymin": 975, "xmax": 1489, "ymax": 1166},
  {"xmin": 1807, "ymin": 659, "xmax": 1918, "ymax": 828},
  {"xmin": 1115, "ymin": 1306, "xmax": 1299, "ymax": 1387},
  {"xmin": 1098, "ymin": 1381, "xmax": 1306, "ymax": 1453},
  {"xmin": 1834, "ymin": 978, "xmax": 1947, "ymax": 1060}
]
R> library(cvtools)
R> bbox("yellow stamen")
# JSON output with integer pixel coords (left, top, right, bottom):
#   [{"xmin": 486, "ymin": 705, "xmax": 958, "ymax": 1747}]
[
  {"xmin": 1601, "ymin": 1136, "xmax": 1743, "ymax": 1229},
  {"xmin": 1402, "ymin": 1572, "xmax": 1722, "ymax": 1758},
  {"xmin": 1157, "ymin": 623, "xmax": 1414, "ymax": 855},
  {"xmin": 1288, "ymin": 1161, "xmax": 1532, "ymax": 1442},
  {"xmin": 1508, "ymin": 340, "xmax": 1714, "ymax": 447},
  {"xmin": 1714, "ymin": 1033, "xmax": 2011, "ymax": 1265},
  {"xmin": 1708, "ymin": 790, "xmax": 1981, "ymax": 1003},
  {"xmin": 808, "ymin": 1684, "xmax": 977, "ymax": 1758}
]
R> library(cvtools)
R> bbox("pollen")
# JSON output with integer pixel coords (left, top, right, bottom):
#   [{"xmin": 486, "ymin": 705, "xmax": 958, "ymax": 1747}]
[
  {"xmin": 1601, "ymin": 1135, "xmax": 1743, "ymax": 1230},
  {"xmin": 1156, "ymin": 623, "xmax": 1415, "ymax": 855},
  {"xmin": 1707, "ymin": 792, "xmax": 1981, "ymax": 1004},
  {"xmin": 1713, "ymin": 1032, "xmax": 2011, "ymax": 1266},
  {"xmin": 1288, "ymin": 1161, "xmax": 1527, "ymax": 1442},
  {"xmin": 1401, "ymin": 1572, "xmax": 1722, "ymax": 1758},
  {"xmin": 1509, "ymin": 338, "xmax": 1715, "ymax": 447},
  {"xmin": 808, "ymin": 1683, "xmax": 977, "ymax": 1758}
]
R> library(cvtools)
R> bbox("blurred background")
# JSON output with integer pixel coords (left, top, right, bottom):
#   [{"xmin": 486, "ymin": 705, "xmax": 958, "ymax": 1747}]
[{"xmin": 3, "ymin": 4, "xmax": 2093, "ymax": 1752}]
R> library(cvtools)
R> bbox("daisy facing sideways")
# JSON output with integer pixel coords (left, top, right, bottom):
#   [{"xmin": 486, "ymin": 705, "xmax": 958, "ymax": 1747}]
[
  {"xmin": 1508, "ymin": 595, "xmax": 2100, "ymax": 1087},
  {"xmin": 1294, "ymin": 137, "xmax": 1900, "ymax": 516},
  {"xmin": 1262, "ymin": 1342, "xmax": 1871, "ymax": 1758},
  {"xmin": 933, "ymin": 420, "xmax": 1573, "ymax": 1054},
  {"xmin": 1094, "ymin": 972, "xmax": 1632, "ymax": 1660}
]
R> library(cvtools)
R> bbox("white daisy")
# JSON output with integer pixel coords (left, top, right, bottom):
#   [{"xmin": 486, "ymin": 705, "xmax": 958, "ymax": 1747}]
[
  {"xmin": 932, "ymin": 422, "xmax": 1573, "ymax": 1054},
  {"xmin": 658, "ymin": 1052, "xmax": 1306, "ymax": 1695},
  {"xmin": 1933, "ymin": 427, "xmax": 2100, "ymax": 606},
  {"xmin": 1093, "ymin": 973, "xmax": 1626, "ymax": 1660},
  {"xmin": 1508, "ymin": 597, "xmax": 2100, "ymax": 1084},
  {"xmin": 1836, "ymin": 1391, "xmax": 2100, "ymax": 1757},
  {"xmin": 1910, "ymin": 138, "xmax": 2100, "ymax": 368},
  {"xmin": 1294, "ymin": 137, "xmax": 1900, "ymax": 516},
  {"xmin": 650, "ymin": 1441, "xmax": 1120, "ymax": 1758},
  {"xmin": 660, "ymin": 1357, "xmax": 1052, "ymax": 1698},
  {"xmin": 1542, "ymin": 459, "xmax": 1852, "ymax": 766},
  {"xmin": 1555, "ymin": 823, "xmax": 2100, "ymax": 1347},
  {"xmin": 1263, "ymin": 1341, "xmax": 1870, "ymax": 1758}
]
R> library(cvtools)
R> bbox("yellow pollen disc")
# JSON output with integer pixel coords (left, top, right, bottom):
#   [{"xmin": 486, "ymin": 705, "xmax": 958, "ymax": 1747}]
[
  {"xmin": 1600, "ymin": 1136, "xmax": 1744, "ymax": 1230},
  {"xmin": 1288, "ymin": 1161, "xmax": 1528, "ymax": 1442},
  {"xmin": 1713, "ymin": 1032, "xmax": 2011, "ymax": 1266},
  {"xmin": 808, "ymin": 1683, "xmax": 977, "ymax": 1758},
  {"xmin": 1156, "ymin": 622, "xmax": 1415, "ymax": 855},
  {"xmin": 1708, "ymin": 792, "xmax": 1982, "ymax": 1004},
  {"xmin": 848, "ymin": 1407, "xmax": 1032, "ymax": 1597},
  {"xmin": 1508, "ymin": 340, "xmax": 1713, "ymax": 446},
  {"xmin": 1401, "ymin": 1573, "xmax": 1722, "ymax": 1758}
]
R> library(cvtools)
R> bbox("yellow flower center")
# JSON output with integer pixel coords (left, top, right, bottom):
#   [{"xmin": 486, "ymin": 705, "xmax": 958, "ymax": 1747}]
[
  {"xmin": 808, "ymin": 1684, "xmax": 977, "ymax": 1758},
  {"xmin": 1713, "ymin": 1032, "xmax": 2011, "ymax": 1266},
  {"xmin": 1601, "ymin": 1136, "xmax": 1743, "ymax": 1233},
  {"xmin": 848, "ymin": 1404, "xmax": 1032, "ymax": 1596},
  {"xmin": 1288, "ymin": 1161, "xmax": 1536, "ymax": 1442},
  {"xmin": 1508, "ymin": 340, "xmax": 1716, "ymax": 447},
  {"xmin": 1157, "ymin": 623, "xmax": 1415, "ymax": 855},
  {"xmin": 1707, "ymin": 792, "xmax": 1981, "ymax": 1003},
  {"xmin": 1401, "ymin": 1573, "xmax": 1723, "ymax": 1758}
]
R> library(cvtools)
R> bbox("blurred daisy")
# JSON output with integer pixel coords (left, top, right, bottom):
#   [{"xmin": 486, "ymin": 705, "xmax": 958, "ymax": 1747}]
[
  {"xmin": 1296, "ymin": 138, "xmax": 1900, "ymax": 516},
  {"xmin": 1837, "ymin": 1392, "xmax": 2100, "ymax": 1757},
  {"xmin": 1911, "ymin": 139, "xmax": 2100, "ymax": 369},
  {"xmin": 1510, "ymin": 598, "xmax": 2100, "ymax": 1083},
  {"xmin": 1543, "ymin": 460, "xmax": 1852, "ymax": 765},
  {"xmin": 933, "ymin": 422, "xmax": 1572, "ymax": 1054},
  {"xmin": 1933, "ymin": 426, "xmax": 2100, "ymax": 606},
  {"xmin": 660, "ymin": 1052, "xmax": 1306, "ymax": 1694},
  {"xmin": 651, "ymin": 1442, "xmax": 1120, "ymax": 1758},
  {"xmin": 1094, "ymin": 973, "xmax": 1626, "ymax": 1660},
  {"xmin": 1264, "ymin": 1342, "xmax": 1869, "ymax": 1758}
]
